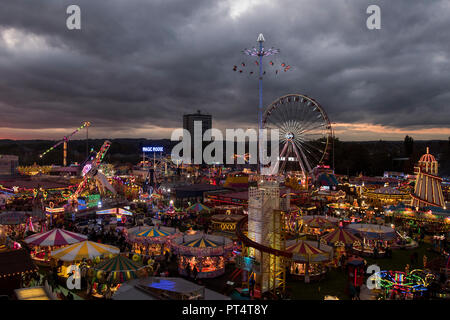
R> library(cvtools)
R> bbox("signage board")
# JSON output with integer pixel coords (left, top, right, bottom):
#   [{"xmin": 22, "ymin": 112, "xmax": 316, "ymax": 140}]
[{"xmin": 142, "ymin": 146, "xmax": 164, "ymax": 152}]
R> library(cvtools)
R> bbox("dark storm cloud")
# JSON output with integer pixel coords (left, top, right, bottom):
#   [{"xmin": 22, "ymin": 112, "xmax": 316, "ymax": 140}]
[{"xmin": 0, "ymin": 0, "xmax": 449, "ymax": 139}]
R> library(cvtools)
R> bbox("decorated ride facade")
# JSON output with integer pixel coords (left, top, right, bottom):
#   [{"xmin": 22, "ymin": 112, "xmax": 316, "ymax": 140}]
[
  {"xmin": 126, "ymin": 225, "xmax": 181, "ymax": 257},
  {"xmin": 171, "ymin": 234, "xmax": 233, "ymax": 279},
  {"xmin": 286, "ymin": 240, "xmax": 333, "ymax": 282},
  {"xmin": 210, "ymin": 214, "xmax": 244, "ymax": 236}
]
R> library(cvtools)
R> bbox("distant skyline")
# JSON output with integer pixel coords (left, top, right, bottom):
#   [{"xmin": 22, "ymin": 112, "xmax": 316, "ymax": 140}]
[{"xmin": 1, "ymin": 0, "xmax": 450, "ymax": 141}]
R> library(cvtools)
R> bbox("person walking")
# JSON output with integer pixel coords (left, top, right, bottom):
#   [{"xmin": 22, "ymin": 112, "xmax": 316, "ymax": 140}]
[
  {"xmin": 355, "ymin": 285, "xmax": 361, "ymax": 300},
  {"xmin": 249, "ymin": 275, "xmax": 256, "ymax": 297},
  {"xmin": 193, "ymin": 265, "xmax": 199, "ymax": 282}
]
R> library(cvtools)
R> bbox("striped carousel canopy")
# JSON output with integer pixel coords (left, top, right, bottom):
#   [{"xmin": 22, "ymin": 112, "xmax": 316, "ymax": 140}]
[
  {"xmin": 320, "ymin": 228, "xmax": 360, "ymax": 247},
  {"xmin": 187, "ymin": 203, "xmax": 211, "ymax": 213},
  {"xmin": 93, "ymin": 255, "xmax": 144, "ymax": 284},
  {"xmin": 135, "ymin": 228, "xmax": 170, "ymax": 238},
  {"xmin": 94, "ymin": 254, "xmax": 143, "ymax": 273},
  {"xmin": 286, "ymin": 241, "xmax": 330, "ymax": 262},
  {"xmin": 24, "ymin": 228, "xmax": 87, "ymax": 246},
  {"xmin": 50, "ymin": 241, "xmax": 120, "ymax": 261},
  {"xmin": 183, "ymin": 237, "xmax": 220, "ymax": 248}
]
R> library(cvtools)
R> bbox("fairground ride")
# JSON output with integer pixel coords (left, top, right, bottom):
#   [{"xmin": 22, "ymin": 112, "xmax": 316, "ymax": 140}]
[
  {"xmin": 39, "ymin": 121, "xmax": 91, "ymax": 166},
  {"xmin": 70, "ymin": 140, "xmax": 116, "ymax": 200},
  {"xmin": 262, "ymin": 94, "xmax": 333, "ymax": 177}
]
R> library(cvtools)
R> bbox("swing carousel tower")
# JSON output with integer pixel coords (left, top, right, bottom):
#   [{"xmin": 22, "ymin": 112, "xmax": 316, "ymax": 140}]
[{"xmin": 410, "ymin": 147, "xmax": 445, "ymax": 209}]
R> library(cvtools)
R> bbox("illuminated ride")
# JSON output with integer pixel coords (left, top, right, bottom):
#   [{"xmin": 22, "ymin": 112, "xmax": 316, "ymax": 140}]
[
  {"xmin": 236, "ymin": 215, "xmax": 292, "ymax": 296},
  {"xmin": 171, "ymin": 234, "xmax": 234, "ymax": 279},
  {"xmin": 71, "ymin": 140, "xmax": 116, "ymax": 201},
  {"xmin": 376, "ymin": 269, "xmax": 436, "ymax": 298},
  {"xmin": 39, "ymin": 121, "xmax": 91, "ymax": 166},
  {"xmin": 262, "ymin": 94, "xmax": 332, "ymax": 176}
]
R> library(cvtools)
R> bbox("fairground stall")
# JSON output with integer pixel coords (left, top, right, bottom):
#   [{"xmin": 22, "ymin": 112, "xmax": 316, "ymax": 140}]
[
  {"xmin": 24, "ymin": 228, "xmax": 87, "ymax": 266},
  {"xmin": 126, "ymin": 226, "xmax": 181, "ymax": 257},
  {"xmin": 0, "ymin": 248, "xmax": 38, "ymax": 296},
  {"xmin": 171, "ymin": 234, "xmax": 233, "ymax": 279},
  {"xmin": 286, "ymin": 240, "xmax": 333, "ymax": 283},
  {"xmin": 96, "ymin": 207, "xmax": 134, "ymax": 227}
]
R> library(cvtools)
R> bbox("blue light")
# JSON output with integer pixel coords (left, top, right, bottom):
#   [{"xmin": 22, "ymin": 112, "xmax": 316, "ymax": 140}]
[{"xmin": 142, "ymin": 146, "xmax": 164, "ymax": 152}]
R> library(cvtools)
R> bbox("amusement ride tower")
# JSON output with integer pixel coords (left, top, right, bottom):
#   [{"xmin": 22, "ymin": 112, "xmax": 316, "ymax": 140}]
[
  {"xmin": 247, "ymin": 180, "xmax": 289, "ymax": 293},
  {"xmin": 243, "ymin": 34, "xmax": 279, "ymax": 174},
  {"xmin": 410, "ymin": 147, "xmax": 445, "ymax": 209}
]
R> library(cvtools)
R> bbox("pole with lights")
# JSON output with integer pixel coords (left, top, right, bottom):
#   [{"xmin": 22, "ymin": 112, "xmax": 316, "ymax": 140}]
[{"xmin": 243, "ymin": 34, "xmax": 279, "ymax": 173}]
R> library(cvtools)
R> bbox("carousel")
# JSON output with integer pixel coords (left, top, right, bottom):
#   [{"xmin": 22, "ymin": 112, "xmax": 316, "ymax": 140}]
[
  {"xmin": 126, "ymin": 225, "xmax": 181, "ymax": 258},
  {"xmin": 89, "ymin": 254, "xmax": 150, "ymax": 299},
  {"xmin": 346, "ymin": 223, "xmax": 397, "ymax": 256},
  {"xmin": 300, "ymin": 215, "xmax": 339, "ymax": 238},
  {"xmin": 187, "ymin": 202, "xmax": 211, "ymax": 214},
  {"xmin": 171, "ymin": 234, "xmax": 233, "ymax": 279},
  {"xmin": 24, "ymin": 228, "xmax": 88, "ymax": 266},
  {"xmin": 320, "ymin": 228, "xmax": 361, "ymax": 264},
  {"xmin": 286, "ymin": 240, "xmax": 333, "ymax": 283}
]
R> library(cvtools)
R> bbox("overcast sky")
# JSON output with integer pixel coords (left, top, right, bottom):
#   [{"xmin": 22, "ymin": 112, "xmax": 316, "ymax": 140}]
[{"xmin": 0, "ymin": 0, "xmax": 449, "ymax": 141}]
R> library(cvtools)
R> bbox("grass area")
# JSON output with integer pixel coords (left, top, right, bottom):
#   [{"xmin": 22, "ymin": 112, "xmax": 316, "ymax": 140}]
[
  {"xmin": 365, "ymin": 242, "xmax": 440, "ymax": 271},
  {"xmin": 288, "ymin": 242, "xmax": 441, "ymax": 300},
  {"xmin": 288, "ymin": 269, "xmax": 349, "ymax": 300}
]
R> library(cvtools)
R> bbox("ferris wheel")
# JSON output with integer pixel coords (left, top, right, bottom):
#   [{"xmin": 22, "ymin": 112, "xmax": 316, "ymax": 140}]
[{"xmin": 262, "ymin": 94, "xmax": 333, "ymax": 175}]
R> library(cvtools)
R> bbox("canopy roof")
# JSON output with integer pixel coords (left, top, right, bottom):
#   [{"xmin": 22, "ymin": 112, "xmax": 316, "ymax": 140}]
[
  {"xmin": 135, "ymin": 228, "xmax": 170, "ymax": 238},
  {"xmin": 346, "ymin": 223, "xmax": 396, "ymax": 240},
  {"xmin": 24, "ymin": 228, "xmax": 87, "ymax": 247},
  {"xmin": 286, "ymin": 241, "xmax": 330, "ymax": 262},
  {"xmin": 370, "ymin": 186, "xmax": 407, "ymax": 195},
  {"xmin": 187, "ymin": 203, "xmax": 211, "ymax": 213},
  {"xmin": 94, "ymin": 254, "xmax": 143, "ymax": 272},
  {"xmin": 321, "ymin": 228, "xmax": 360, "ymax": 246},
  {"xmin": 0, "ymin": 249, "xmax": 37, "ymax": 278},
  {"xmin": 51, "ymin": 241, "xmax": 119, "ymax": 261},
  {"xmin": 182, "ymin": 237, "xmax": 220, "ymax": 248},
  {"xmin": 96, "ymin": 208, "xmax": 133, "ymax": 215}
]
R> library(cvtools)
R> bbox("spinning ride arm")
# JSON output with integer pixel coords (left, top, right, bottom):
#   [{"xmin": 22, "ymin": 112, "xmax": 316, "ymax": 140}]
[
  {"xmin": 39, "ymin": 121, "xmax": 91, "ymax": 166},
  {"xmin": 71, "ymin": 140, "xmax": 115, "ymax": 200}
]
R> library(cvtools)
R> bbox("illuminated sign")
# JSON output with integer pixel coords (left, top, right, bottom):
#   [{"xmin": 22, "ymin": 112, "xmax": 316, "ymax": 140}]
[{"xmin": 142, "ymin": 146, "xmax": 164, "ymax": 152}]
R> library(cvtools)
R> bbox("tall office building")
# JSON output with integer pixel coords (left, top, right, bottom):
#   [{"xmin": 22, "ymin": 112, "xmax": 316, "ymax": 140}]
[
  {"xmin": 0, "ymin": 155, "xmax": 19, "ymax": 176},
  {"xmin": 183, "ymin": 110, "xmax": 212, "ymax": 164}
]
